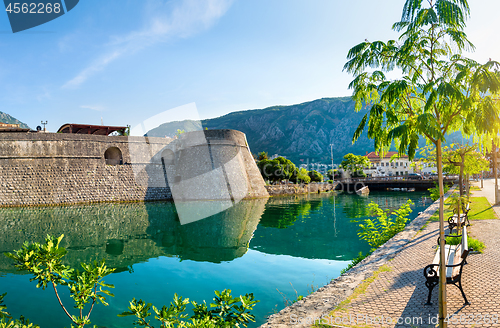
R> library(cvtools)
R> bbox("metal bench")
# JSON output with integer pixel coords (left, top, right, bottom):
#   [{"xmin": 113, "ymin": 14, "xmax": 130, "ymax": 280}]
[
  {"xmin": 448, "ymin": 202, "xmax": 470, "ymax": 232},
  {"xmin": 423, "ymin": 225, "xmax": 470, "ymax": 305}
]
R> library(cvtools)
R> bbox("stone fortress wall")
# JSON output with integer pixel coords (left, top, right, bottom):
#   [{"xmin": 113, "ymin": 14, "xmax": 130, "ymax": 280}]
[{"xmin": 0, "ymin": 129, "xmax": 268, "ymax": 206}]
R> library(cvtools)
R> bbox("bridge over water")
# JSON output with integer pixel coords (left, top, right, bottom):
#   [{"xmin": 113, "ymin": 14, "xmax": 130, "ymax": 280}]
[{"xmin": 335, "ymin": 177, "xmax": 456, "ymax": 192}]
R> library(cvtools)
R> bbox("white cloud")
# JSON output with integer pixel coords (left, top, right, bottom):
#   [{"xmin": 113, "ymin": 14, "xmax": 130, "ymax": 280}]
[
  {"xmin": 81, "ymin": 105, "xmax": 105, "ymax": 111},
  {"xmin": 62, "ymin": 0, "xmax": 233, "ymax": 89}
]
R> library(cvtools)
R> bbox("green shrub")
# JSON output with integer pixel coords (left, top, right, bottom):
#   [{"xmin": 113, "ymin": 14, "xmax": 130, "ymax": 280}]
[
  {"xmin": 357, "ymin": 200, "xmax": 414, "ymax": 251},
  {"xmin": 3, "ymin": 235, "xmax": 259, "ymax": 328},
  {"xmin": 119, "ymin": 290, "xmax": 258, "ymax": 328},
  {"xmin": 445, "ymin": 236, "xmax": 485, "ymax": 253},
  {"xmin": 468, "ymin": 237, "xmax": 485, "ymax": 253},
  {"xmin": 428, "ymin": 182, "xmax": 450, "ymax": 201},
  {"xmin": 5, "ymin": 235, "xmax": 114, "ymax": 328}
]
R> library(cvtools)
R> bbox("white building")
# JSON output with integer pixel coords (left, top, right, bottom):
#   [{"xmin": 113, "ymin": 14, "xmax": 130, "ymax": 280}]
[{"xmin": 364, "ymin": 151, "xmax": 414, "ymax": 177}]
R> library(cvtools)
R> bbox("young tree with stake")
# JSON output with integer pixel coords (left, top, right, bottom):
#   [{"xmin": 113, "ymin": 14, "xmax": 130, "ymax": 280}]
[{"xmin": 344, "ymin": 0, "xmax": 500, "ymax": 326}]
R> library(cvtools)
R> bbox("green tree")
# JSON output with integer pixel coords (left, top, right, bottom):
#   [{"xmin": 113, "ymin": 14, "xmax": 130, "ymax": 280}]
[
  {"xmin": 257, "ymin": 151, "xmax": 268, "ymax": 161},
  {"xmin": 340, "ymin": 153, "xmax": 370, "ymax": 177},
  {"xmin": 327, "ymin": 169, "xmax": 341, "ymax": 180},
  {"xmin": 294, "ymin": 167, "xmax": 311, "ymax": 184},
  {"xmin": 443, "ymin": 145, "xmax": 488, "ymax": 193},
  {"xmin": 257, "ymin": 157, "xmax": 296, "ymax": 183},
  {"xmin": 175, "ymin": 129, "xmax": 185, "ymax": 138},
  {"xmin": 344, "ymin": 0, "xmax": 500, "ymax": 325},
  {"xmin": 308, "ymin": 170, "xmax": 324, "ymax": 183},
  {"xmin": 5, "ymin": 235, "xmax": 114, "ymax": 328}
]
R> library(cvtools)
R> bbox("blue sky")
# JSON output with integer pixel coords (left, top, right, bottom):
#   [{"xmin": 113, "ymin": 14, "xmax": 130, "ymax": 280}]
[{"xmin": 1, "ymin": 0, "xmax": 500, "ymax": 132}]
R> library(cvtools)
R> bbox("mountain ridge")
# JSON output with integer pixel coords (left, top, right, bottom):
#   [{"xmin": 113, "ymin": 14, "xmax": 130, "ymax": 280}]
[
  {"xmin": 146, "ymin": 96, "xmax": 374, "ymax": 163},
  {"xmin": 0, "ymin": 111, "xmax": 30, "ymax": 129},
  {"xmin": 145, "ymin": 96, "xmax": 465, "ymax": 164}
]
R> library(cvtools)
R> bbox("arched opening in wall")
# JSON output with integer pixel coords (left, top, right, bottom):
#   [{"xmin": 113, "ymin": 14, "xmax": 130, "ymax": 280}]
[{"xmin": 105, "ymin": 147, "xmax": 123, "ymax": 165}]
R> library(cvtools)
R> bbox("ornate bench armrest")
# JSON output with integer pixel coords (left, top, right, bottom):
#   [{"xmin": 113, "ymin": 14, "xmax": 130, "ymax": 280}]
[
  {"xmin": 444, "ymin": 259, "xmax": 466, "ymax": 268},
  {"xmin": 423, "ymin": 264, "xmax": 439, "ymax": 279}
]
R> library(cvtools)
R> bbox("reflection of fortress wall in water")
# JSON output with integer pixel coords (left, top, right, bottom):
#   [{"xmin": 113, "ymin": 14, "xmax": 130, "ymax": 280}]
[
  {"xmin": 0, "ymin": 129, "xmax": 268, "ymax": 206},
  {"xmin": 251, "ymin": 193, "xmax": 371, "ymax": 260},
  {"xmin": 0, "ymin": 199, "xmax": 268, "ymax": 273}
]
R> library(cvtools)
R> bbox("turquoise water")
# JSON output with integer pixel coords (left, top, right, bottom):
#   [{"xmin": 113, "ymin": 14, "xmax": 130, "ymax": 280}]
[{"xmin": 0, "ymin": 191, "xmax": 431, "ymax": 327}]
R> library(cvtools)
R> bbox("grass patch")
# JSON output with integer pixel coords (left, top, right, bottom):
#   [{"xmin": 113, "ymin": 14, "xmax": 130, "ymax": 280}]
[
  {"xmin": 468, "ymin": 237, "xmax": 486, "ymax": 253},
  {"xmin": 429, "ymin": 196, "xmax": 497, "ymax": 222},
  {"xmin": 445, "ymin": 236, "xmax": 485, "ymax": 252},
  {"xmin": 468, "ymin": 197, "xmax": 497, "ymax": 220},
  {"xmin": 470, "ymin": 186, "xmax": 481, "ymax": 191}
]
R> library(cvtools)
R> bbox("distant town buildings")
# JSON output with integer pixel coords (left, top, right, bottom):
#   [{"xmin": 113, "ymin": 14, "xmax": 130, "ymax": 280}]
[
  {"xmin": 0, "ymin": 122, "xmax": 29, "ymax": 132},
  {"xmin": 364, "ymin": 151, "xmax": 414, "ymax": 177}
]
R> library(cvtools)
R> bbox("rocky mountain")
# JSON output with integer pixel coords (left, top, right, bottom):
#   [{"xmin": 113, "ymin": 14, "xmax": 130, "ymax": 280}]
[
  {"xmin": 145, "ymin": 97, "xmax": 464, "ymax": 164},
  {"xmin": 0, "ymin": 111, "xmax": 30, "ymax": 129}
]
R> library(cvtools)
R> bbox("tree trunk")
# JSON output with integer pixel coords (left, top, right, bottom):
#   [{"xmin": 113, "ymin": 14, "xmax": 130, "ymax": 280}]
[
  {"xmin": 494, "ymin": 143, "xmax": 499, "ymax": 205},
  {"xmin": 437, "ymin": 140, "xmax": 448, "ymax": 328},
  {"xmin": 459, "ymin": 154, "xmax": 464, "ymax": 198},
  {"xmin": 466, "ymin": 173, "xmax": 470, "ymax": 198}
]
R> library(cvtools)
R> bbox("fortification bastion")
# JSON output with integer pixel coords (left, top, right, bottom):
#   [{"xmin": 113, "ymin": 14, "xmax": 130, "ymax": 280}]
[{"xmin": 0, "ymin": 129, "xmax": 268, "ymax": 207}]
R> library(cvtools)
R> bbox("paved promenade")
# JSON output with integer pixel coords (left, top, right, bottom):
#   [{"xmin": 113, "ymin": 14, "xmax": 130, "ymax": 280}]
[
  {"xmin": 329, "ymin": 180, "xmax": 500, "ymax": 327},
  {"xmin": 262, "ymin": 179, "xmax": 500, "ymax": 328}
]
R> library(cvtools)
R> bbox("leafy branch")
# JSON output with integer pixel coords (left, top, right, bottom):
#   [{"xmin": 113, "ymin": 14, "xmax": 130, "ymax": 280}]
[
  {"xmin": 4, "ymin": 235, "xmax": 114, "ymax": 328},
  {"xmin": 119, "ymin": 289, "xmax": 259, "ymax": 328}
]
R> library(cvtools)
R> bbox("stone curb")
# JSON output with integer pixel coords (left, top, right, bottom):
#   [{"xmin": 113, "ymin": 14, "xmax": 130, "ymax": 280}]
[{"xmin": 259, "ymin": 187, "xmax": 455, "ymax": 327}]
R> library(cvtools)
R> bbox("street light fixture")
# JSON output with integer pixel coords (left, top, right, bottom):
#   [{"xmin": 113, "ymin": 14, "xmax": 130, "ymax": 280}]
[{"xmin": 330, "ymin": 144, "xmax": 334, "ymax": 183}]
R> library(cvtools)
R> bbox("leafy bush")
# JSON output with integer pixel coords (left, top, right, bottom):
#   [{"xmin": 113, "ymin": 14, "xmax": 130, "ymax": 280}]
[
  {"xmin": 468, "ymin": 238, "xmax": 485, "ymax": 253},
  {"xmin": 5, "ymin": 235, "xmax": 115, "ymax": 328},
  {"xmin": 3, "ymin": 235, "xmax": 259, "ymax": 328},
  {"xmin": 119, "ymin": 290, "xmax": 258, "ymax": 328},
  {"xmin": 308, "ymin": 170, "xmax": 324, "ymax": 183},
  {"xmin": 445, "ymin": 236, "xmax": 485, "ymax": 253},
  {"xmin": 428, "ymin": 182, "xmax": 450, "ymax": 201},
  {"xmin": 357, "ymin": 200, "xmax": 414, "ymax": 251}
]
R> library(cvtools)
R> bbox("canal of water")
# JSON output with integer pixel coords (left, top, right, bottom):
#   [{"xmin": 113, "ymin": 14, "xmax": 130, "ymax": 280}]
[{"xmin": 0, "ymin": 191, "xmax": 432, "ymax": 327}]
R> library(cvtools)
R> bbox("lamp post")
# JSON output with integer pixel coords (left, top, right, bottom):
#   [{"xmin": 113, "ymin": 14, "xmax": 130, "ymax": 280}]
[
  {"xmin": 329, "ymin": 144, "xmax": 334, "ymax": 183},
  {"xmin": 41, "ymin": 121, "xmax": 48, "ymax": 132}
]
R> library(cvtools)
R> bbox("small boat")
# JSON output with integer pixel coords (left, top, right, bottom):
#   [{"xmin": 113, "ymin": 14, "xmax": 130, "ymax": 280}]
[{"xmin": 356, "ymin": 186, "xmax": 370, "ymax": 196}]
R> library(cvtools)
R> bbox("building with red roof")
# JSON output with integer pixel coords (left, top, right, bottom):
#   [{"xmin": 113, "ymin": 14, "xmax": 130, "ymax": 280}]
[{"xmin": 364, "ymin": 151, "xmax": 413, "ymax": 177}]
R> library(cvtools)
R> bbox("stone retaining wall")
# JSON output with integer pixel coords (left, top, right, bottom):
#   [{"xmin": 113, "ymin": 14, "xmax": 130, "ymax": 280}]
[
  {"xmin": 265, "ymin": 183, "xmax": 337, "ymax": 196},
  {"xmin": 0, "ymin": 129, "xmax": 268, "ymax": 206}
]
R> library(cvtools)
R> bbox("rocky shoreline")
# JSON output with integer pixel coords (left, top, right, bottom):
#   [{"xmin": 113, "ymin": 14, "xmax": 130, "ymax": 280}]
[{"xmin": 265, "ymin": 183, "xmax": 338, "ymax": 196}]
